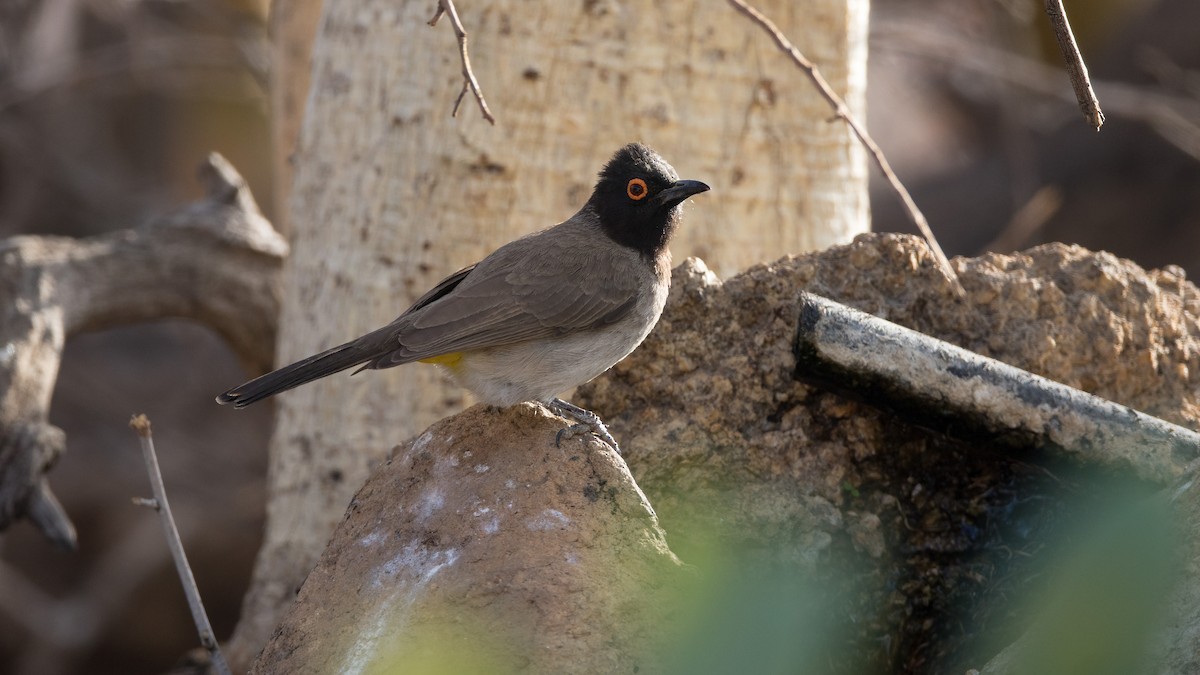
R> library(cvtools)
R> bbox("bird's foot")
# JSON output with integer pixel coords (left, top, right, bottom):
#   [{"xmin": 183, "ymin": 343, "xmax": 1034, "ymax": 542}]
[
  {"xmin": 548, "ymin": 398, "xmax": 621, "ymax": 454},
  {"xmin": 555, "ymin": 423, "xmax": 593, "ymax": 447}
]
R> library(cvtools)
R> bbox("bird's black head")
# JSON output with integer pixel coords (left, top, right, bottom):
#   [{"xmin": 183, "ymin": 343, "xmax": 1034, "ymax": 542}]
[{"xmin": 586, "ymin": 143, "xmax": 709, "ymax": 258}]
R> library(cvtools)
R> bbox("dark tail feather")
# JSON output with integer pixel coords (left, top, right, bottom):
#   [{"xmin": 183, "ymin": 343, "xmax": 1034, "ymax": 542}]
[{"xmin": 216, "ymin": 340, "xmax": 376, "ymax": 408}]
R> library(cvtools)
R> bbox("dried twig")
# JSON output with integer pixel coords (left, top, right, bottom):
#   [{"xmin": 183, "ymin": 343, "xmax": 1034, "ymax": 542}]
[
  {"xmin": 130, "ymin": 415, "xmax": 231, "ymax": 675},
  {"xmin": 0, "ymin": 154, "xmax": 283, "ymax": 547},
  {"xmin": 795, "ymin": 293, "xmax": 1199, "ymax": 484},
  {"xmin": 1044, "ymin": 0, "xmax": 1105, "ymax": 131},
  {"xmin": 428, "ymin": 0, "xmax": 495, "ymax": 124},
  {"xmin": 726, "ymin": 0, "xmax": 964, "ymax": 297}
]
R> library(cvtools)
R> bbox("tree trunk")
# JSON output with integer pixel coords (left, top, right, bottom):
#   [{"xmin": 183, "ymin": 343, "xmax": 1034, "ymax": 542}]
[
  {"xmin": 230, "ymin": 0, "xmax": 870, "ymax": 664},
  {"xmin": 267, "ymin": 0, "xmax": 323, "ymax": 236}
]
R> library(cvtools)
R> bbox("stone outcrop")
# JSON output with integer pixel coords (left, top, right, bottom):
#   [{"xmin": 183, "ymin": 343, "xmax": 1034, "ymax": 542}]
[
  {"xmin": 258, "ymin": 233, "xmax": 1200, "ymax": 673},
  {"xmin": 253, "ymin": 403, "xmax": 686, "ymax": 674}
]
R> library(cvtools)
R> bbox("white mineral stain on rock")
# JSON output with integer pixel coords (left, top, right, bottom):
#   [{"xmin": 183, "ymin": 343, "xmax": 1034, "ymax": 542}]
[
  {"xmin": 374, "ymin": 544, "xmax": 458, "ymax": 587},
  {"xmin": 410, "ymin": 431, "xmax": 433, "ymax": 453},
  {"xmin": 358, "ymin": 530, "xmax": 386, "ymax": 548},
  {"xmin": 474, "ymin": 464, "xmax": 489, "ymax": 473},
  {"xmin": 526, "ymin": 508, "xmax": 571, "ymax": 531},
  {"xmin": 341, "ymin": 542, "xmax": 460, "ymax": 675},
  {"xmin": 473, "ymin": 506, "xmax": 500, "ymax": 534},
  {"xmin": 414, "ymin": 487, "xmax": 445, "ymax": 521}
]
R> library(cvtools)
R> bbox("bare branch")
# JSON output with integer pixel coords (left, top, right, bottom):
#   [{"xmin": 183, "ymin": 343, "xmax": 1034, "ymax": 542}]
[
  {"xmin": 1, "ymin": 425, "xmax": 74, "ymax": 550},
  {"xmin": 795, "ymin": 292, "xmax": 1199, "ymax": 484},
  {"xmin": 726, "ymin": 0, "xmax": 964, "ymax": 298},
  {"xmin": 26, "ymin": 480, "xmax": 76, "ymax": 551},
  {"xmin": 428, "ymin": 0, "xmax": 496, "ymax": 125},
  {"xmin": 0, "ymin": 154, "xmax": 284, "ymax": 546},
  {"xmin": 130, "ymin": 414, "xmax": 232, "ymax": 675},
  {"xmin": 1044, "ymin": 0, "xmax": 1105, "ymax": 131}
]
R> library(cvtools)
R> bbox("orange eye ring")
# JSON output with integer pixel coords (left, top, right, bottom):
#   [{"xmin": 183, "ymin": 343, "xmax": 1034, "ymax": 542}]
[{"xmin": 626, "ymin": 177, "xmax": 648, "ymax": 201}]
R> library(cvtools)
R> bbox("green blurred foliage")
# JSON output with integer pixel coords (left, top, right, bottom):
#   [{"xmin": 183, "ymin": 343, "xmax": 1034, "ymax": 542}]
[{"xmin": 979, "ymin": 486, "xmax": 1179, "ymax": 675}]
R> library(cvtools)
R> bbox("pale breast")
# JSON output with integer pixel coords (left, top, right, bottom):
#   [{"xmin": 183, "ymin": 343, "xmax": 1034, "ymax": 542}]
[{"xmin": 448, "ymin": 280, "xmax": 668, "ymax": 406}]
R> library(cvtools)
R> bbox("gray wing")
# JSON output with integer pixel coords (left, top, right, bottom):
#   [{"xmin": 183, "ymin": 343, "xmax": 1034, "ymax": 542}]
[
  {"xmin": 402, "ymin": 263, "xmax": 477, "ymax": 313},
  {"xmin": 368, "ymin": 223, "xmax": 644, "ymax": 368}
]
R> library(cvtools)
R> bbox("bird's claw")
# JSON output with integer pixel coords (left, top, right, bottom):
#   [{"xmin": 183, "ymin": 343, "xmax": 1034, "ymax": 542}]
[
  {"xmin": 555, "ymin": 423, "xmax": 592, "ymax": 448},
  {"xmin": 547, "ymin": 398, "xmax": 621, "ymax": 454}
]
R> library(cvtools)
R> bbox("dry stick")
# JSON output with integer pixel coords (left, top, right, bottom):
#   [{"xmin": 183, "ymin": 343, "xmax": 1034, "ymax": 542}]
[
  {"xmin": 428, "ymin": 0, "xmax": 496, "ymax": 124},
  {"xmin": 726, "ymin": 0, "xmax": 964, "ymax": 298},
  {"xmin": 1044, "ymin": 0, "xmax": 1105, "ymax": 131},
  {"xmin": 129, "ymin": 415, "xmax": 232, "ymax": 675},
  {"xmin": 795, "ymin": 293, "xmax": 1200, "ymax": 485}
]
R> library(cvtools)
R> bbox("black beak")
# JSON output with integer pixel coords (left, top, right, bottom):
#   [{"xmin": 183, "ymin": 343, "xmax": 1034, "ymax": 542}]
[{"xmin": 656, "ymin": 179, "xmax": 710, "ymax": 209}]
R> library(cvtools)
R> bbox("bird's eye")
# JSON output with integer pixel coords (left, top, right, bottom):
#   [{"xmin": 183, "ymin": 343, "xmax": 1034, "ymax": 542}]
[{"xmin": 626, "ymin": 177, "xmax": 648, "ymax": 201}]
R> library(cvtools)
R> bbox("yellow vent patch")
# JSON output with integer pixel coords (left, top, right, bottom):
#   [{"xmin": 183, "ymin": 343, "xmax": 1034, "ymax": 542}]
[{"xmin": 418, "ymin": 352, "xmax": 464, "ymax": 369}]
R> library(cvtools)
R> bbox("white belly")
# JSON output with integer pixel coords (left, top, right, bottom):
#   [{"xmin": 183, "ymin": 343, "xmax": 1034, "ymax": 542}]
[{"xmin": 445, "ymin": 288, "xmax": 666, "ymax": 406}]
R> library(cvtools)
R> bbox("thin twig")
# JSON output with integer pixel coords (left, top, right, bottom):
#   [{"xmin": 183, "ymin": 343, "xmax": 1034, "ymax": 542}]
[
  {"xmin": 428, "ymin": 0, "xmax": 496, "ymax": 124},
  {"xmin": 726, "ymin": 0, "xmax": 964, "ymax": 298},
  {"xmin": 129, "ymin": 414, "xmax": 232, "ymax": 675},
  {"xmin": 1044, "ymin": 0, "xmax": 1105, "ymax": 131}
]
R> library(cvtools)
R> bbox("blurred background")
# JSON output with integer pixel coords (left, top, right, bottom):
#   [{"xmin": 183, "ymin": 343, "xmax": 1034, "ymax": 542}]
[{"xmin": 0, "ymin": 0, "xmax": 1196, "ymax": 673}]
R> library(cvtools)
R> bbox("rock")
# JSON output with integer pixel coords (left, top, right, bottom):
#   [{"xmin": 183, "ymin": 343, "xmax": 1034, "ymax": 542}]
[
  {"xmin": 252, "ymin": 403, "xmax": 686, "ymax": 675},
  {"xmin": 576, "ymin": 232, "xmax": 1200, "ymax": 672},
  {"xmin": 1145, "ymin": 473, "xmax": 1200, "ymax": 675},
  {"xmin": 254, "ymin": 233, "xmax": 1200, "ymax": 673}
]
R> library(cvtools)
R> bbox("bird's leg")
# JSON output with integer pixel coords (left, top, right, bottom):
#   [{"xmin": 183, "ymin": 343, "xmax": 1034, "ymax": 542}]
[{"xmin": 548, "ymin": 398, "xmax": 620, "ymax": 454}]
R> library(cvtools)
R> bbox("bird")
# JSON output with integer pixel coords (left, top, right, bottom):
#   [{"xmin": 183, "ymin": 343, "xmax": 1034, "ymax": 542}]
[{"xmin": 216, "ymin": 143, "xmax": 709, "ymax": 451}]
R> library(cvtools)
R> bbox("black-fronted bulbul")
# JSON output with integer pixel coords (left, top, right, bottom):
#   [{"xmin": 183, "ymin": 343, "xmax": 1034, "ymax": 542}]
[{"xmin": 216, "ymin": 143, "xmax": 709, "ymax": 450}]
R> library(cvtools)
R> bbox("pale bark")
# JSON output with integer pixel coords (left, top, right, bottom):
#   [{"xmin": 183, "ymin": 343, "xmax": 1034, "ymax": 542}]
[
  {"xmin": 231, "ymin": 0, "xmax": 870, "ymax": 663},
  {"xmin": 268, "ymin": 0, "xmax": 323, "ymax": 237}
]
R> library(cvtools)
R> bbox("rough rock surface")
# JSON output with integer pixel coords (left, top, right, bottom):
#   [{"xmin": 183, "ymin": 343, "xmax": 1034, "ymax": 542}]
[
  {"xmin": 1149, "ymin": 473, "xmax": 1200, "ymax": 675},
  {"xmin": 583, "ymin": 233, "xmax": 1200, "ymax": 554},
  {"xmin": 252, "ymin": 403, "xmax": 685, "ymax": 675},
  {"xmin": 254, "ymin": 233, "xmax": 1200, "ymax": 674},
  {"xmin": 577, "ymin": 232, "xmax": 1200, "ymax": 672}
]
